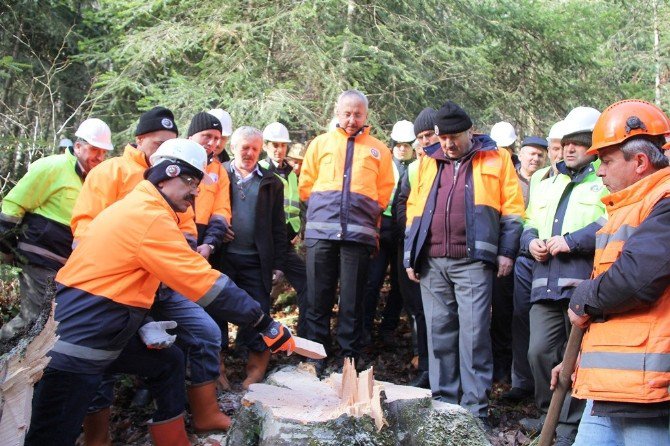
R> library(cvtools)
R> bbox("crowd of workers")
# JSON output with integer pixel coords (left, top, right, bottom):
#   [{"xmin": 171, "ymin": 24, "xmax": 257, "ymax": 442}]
[{"xmin": 0, "ymin": 90, "xmax": 669, "ymax": 446}]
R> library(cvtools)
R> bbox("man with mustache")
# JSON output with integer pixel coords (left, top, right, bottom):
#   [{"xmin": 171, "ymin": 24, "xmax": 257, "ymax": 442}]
[
  {"xmin": 395, "ymin": 107, "xmax": 440, "ymax": 389},
  {"xmin": 70, "ymin": 108, "xmax": 233, "ymax": 441},
  {"xmin": 518, "ymin": 107, "xmax": 608, "ymax": 445},
  {"xmin": 24, "ymin": 138, "xmax": 294, "ymax": 446},
  {"xmin": 219, "ymin": 126, "xmax": 288, "ymax": 389},
  {"xmin": 404, "ymin": 100, "xmax": 525, "ymax": 425},
  {"xmin": 0, "ymin": 118, "xmax": 113, "ymax": 341}
]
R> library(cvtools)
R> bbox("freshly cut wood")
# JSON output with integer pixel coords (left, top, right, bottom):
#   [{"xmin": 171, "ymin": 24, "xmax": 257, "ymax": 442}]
[
  {"xmin": 226, "ymin": 363, "xmax": 491, "ymax": 446},
  {"xmin": 0, "ymin": 299, "xmax": 58, "ymax": 446},
  {"xmin": 292, "ymin": 336, "xmax": 326, "ymax": 359}
]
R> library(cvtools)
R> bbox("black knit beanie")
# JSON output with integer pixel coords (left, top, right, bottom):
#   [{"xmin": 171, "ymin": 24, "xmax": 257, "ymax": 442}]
[
  {"xmin": 434, "ymin": 101, "xmax": 473, "ymax": 135},
  {"xmin": 188, "ymin": 112, "xmax": 221, "ymax": 137},
  {"xmin": 135, "ymin": 106, "xmax": 178, "ymax": 136},
  {"xmin": 414, "ymin": 107, "xmax": 438, "ymax": 135},
  {"xmin": 144, "ymin": 159, "xmax": 204, "ymax": 185}
]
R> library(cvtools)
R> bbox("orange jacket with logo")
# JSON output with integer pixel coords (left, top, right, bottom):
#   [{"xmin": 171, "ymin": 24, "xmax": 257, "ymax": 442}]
[
  {"xmin": 298, "ymin": 126, "xmax": 395, "ymax": 247},
  {"xmin": 50, "ymin": 180, "xmax": 265, "ymax": 374},
  {"xmin": 71, "ymin": 144, "xmax": 196, "ymax": 244},
  {"xmin": 404, "ymin": 135, "xmax": 525, "ymax": 268},
  {"xmin": 572, "ymin": 167, "xmax": 670, "ymax": 404},
  {"xmin": 194, "ymin": 157, "xmax": 231, "ymax": 248}
]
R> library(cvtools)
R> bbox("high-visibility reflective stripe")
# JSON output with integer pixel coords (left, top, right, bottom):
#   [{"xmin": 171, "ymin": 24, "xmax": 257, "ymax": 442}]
[
  {"xmin": 17, "ymin": 242, "xmax": 68, "ymax": 265},
  {"xmin": 595, "ymin": 224, "xmax": 637, "ymax": 250},
  {"xmin": 51, "ymin": 340, "xmax": 122, "ymax": 361},
  {"xmin": 306, "ymin": 221, "xmax": 340, "ymax": 231},
  {"xmin": 580, "ymin": 351, "xmax": 670, "ymax": 372},
  {"xmin": 0, "ymin": 212, "xmax": 21, "ymax": 224},
  {"xmin": 348, "ymin": 224, "xmax": 379, "ymax": 237},
  {"xmin": 474, "ymin": 240, "xmax": 497, "ymax": 255},
  {"xmin": 305, "ymin": 221, "xmax": 378, "ymax": 238},
  {"xmin": 197, "ymin": 275, "xmax": 229, "ymax": 308},
  {"xmin": 532, "ymin": 278, "xmax": 548, "ymax": 289},
  {"xmin": 596, "ymin": 216, "xmax": 607, "ymax": 226},
  {"xmin": 557, "ymin": 278, "xmax": 584, "ymax": 287},
  {"xmin": 531, "ymin": 277, "xmax": 584, "ymax": 289}
]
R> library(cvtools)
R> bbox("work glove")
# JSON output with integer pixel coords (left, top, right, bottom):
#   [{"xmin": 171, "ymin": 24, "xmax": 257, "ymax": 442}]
[
  {"xmin": 139, "ymin": 321, "xmax": 177, "ymax": 349},
  {"xmin": 261, "ymin": 320, "xmax": 295, "ymax": 355}
]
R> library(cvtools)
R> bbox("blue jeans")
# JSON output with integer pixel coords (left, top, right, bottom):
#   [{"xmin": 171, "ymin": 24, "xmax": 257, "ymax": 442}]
[
  {"xmin": 26, "ymin": 335, "xmax": 185, "ymax": 446},
  {"xmin": 87, "ymin": 288, "xmax": 222, "ymax": 412},
  {"xmin": 574, "ymin": 400, "xmax": 670, "ymax": 446},
  {"xmin": 153, "ymin": 287, "xmax": 222, "ymax": 384}
]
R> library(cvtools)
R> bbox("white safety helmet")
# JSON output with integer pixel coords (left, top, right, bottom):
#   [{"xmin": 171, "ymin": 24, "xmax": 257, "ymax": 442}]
[
  {"xmin": 150, "ymin": 138, "xmax": 213, "ymax": 184},
  {"xmin": 547, "ymin": 120, "xmax": 566, "ymax": 141},
  {"xmin": 390, "ymin": 120, "xmax": 416, "ymax": 143},
  {"xmin": 74, "ymin": 118, "xmax": 114, "ymax": 151},
  {"xmin": 561, "ymin": 107, "xmax": 601, "ymax": 137},
  {"xmin": 490, "ymin": 121, "xmax": 517, "ymax": 147},
  {"xmin": 59, "ymin": 138, "xmax": 73, "ymax": 148},
  {"xmin": 263, "ymin": 122, "xmax": 291, "ymax": 143},
  {"xmin": 207, "ymin": 108, "xmax": 233, "ymax": 136}
]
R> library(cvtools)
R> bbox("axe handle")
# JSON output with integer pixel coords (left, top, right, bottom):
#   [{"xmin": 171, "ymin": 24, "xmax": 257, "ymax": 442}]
[{"xmin": 538, "ymin": 325, "xmax": 584, "ymax": 446}]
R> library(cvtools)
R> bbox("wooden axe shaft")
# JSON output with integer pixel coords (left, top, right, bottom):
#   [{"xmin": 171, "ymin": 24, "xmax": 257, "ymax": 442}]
[{"xmin": 538, "ymin": 325, "xmax": 584, "ymax": 446}]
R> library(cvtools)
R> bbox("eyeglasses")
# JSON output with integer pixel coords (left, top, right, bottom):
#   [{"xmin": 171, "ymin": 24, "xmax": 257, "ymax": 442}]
[{"xmin": 179, "ymin": 175, "xmax": 200, "ymax": 190}]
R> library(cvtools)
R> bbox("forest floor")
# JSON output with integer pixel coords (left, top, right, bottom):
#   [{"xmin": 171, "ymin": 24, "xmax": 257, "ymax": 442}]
[{"xmin": 0, "ymin": 268, "xmax": 542, "ymax": 445}]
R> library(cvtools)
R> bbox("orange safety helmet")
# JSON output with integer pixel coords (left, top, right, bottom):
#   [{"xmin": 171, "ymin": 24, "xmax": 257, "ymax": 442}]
[{"xmin": 587, "ymin": 99, "xmax": 670, "ymax": 155}]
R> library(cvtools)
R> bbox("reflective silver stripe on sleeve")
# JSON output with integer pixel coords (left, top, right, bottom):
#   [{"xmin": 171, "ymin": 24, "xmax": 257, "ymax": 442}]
[
  {"xmin": 474, "ymin": 240, "xmax": 498, "ymax": 255},
  {"xmin": 347, "ymin": 224, "xmax": 379, "ymax": 237},
  {"xmin": 51, "ymin": 340, "xmax": 122, "ymax": 361},
  {"xmin": 501, "ymin": 214, "xmax": 523, "ymax": 223},
  {"xmin": 595, "ymin": 224, "xmax": 637, "ymax": 250},
  {"xmin": 17, "ymin": 242, "xmax": 68, "ymax": 265},
  {"xmin": 557, "ymin": 278, "xmax": 584, "ymax": 287},
  {"xmin": 531, "ymin": 278, "xmax": 548, "ymax": 289},
  {"xmin": 196, "ymin": 275, "xmax": 229, "ymax": 308},
  {"xmin": 0, "ymin": 212, "xmax": 22, "ymax": 224},
  {"xmin": 305, "ymin": 221, "xmax": 341, "ymax": 231},
  {"xmin": 580, "ymin": 351, "xmax": 670, "ymax": 373},
  {"xmin": 596, "ymin": 216, "xmax": 607, "ymax": 226}
]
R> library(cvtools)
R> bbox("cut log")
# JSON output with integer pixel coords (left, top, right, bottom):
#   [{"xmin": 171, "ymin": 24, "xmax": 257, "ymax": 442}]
[
  {"xmin": 0, "ymin": 289, "xmax": 58, "ymax": 446},
  {"xmin": 226, "ymin": 363, "xmax": 490, "ymax": 446}
]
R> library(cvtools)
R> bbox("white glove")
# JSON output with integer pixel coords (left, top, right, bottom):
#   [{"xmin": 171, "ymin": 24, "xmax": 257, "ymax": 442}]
[{"xmin": 139, "ymin": 321, "xmax": 177, "ymax": 349}]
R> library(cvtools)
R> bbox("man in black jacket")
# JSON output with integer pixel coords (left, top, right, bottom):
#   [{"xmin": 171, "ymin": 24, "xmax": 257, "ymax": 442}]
[{"xmin": 219, "ymin": 126, "xmax": 287, "ymax": 389}]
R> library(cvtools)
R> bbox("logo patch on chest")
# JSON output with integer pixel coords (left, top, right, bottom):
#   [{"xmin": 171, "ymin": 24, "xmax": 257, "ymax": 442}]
[{"xmin": 370, "ymin": 148, "xmax": 380, "ymax": 159}]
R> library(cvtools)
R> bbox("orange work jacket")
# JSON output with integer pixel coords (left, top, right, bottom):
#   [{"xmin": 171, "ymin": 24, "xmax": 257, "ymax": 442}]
[
  {"xmin": 573, "ymin": 167, "xmax": 670, "ymax": 403},
  {"xmin": 298, "ymin": 126, "xmax": 395, "ymax": 247},
  {"xmin": 71, "ymin": 144, "xmax": 196, "ymax": 243}
]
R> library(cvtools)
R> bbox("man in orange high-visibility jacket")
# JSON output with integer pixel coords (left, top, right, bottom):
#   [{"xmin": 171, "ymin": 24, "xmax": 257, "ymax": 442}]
[
  {"xmin": 553, "ymin": 100, "xmax": 670, "ymax": 446},
  {"xmin": 404, "ymin": 100, "xmax": 525, "ymax": 423},
  {"xmin": 25, "ymin": 139, "xmax": 294, "ymax": 446},
  {"xmin": 299, "ymin": 89, "xmax": 395, "ymax": 373},
  {"xmin": 187, "ymin": 112, "xmax": 232, "ymax": 261},
  {"xmin": 70, "ymin": 108, "xmax": 231, "ymax": 439}
]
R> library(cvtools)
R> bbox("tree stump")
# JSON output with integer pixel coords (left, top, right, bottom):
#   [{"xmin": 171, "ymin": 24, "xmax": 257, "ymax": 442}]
[
  {"xmin": 227, "ymin": 361, "xmax": 491, "ymax": 446},
  {"xmin": 0, "ymin": 293, "xmax": 58, "ymax": 446}
]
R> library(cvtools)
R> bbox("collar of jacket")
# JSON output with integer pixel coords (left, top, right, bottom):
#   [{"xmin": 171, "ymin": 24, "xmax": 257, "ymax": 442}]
[
  {"xmin": 334, "ymin": 125, "xmax": 371, "ymax": 139},
  {"xmin": 124, "ymin": 144, "xmax": 149, "ymax": 168},
  {"xmin": 602, "ymin": 166, "xmax": 670, "ymax": 212},
  {"xmin": 556, "ymin": 158, "xmax": 599, "ymax": 183},
  {"xmin": 66, "ymin": 150, "xmax": 86, "ymax": 181},
  {"xmin": 428, "ymin": 133, "xmax": 496, "ymax": 162},
  {"xmin": 136, "ymin": 179, "xmax": 179, "ymax": 222}
]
